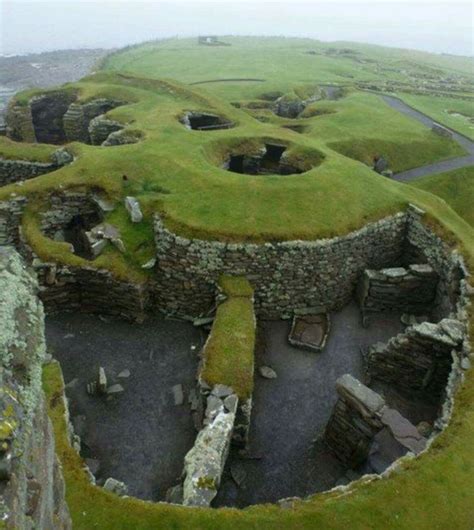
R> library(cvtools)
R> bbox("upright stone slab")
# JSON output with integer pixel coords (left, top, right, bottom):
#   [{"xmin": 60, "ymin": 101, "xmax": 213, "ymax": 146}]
[
  {"xmin": 324, "ymin": 374, "xmax": 385, "ymax": 468},
  {"xmin": 182, "ymin": 388, "xmax": 237, "ymax": 507}
]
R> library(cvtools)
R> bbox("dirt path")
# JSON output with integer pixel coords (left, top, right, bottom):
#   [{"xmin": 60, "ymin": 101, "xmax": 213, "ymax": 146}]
[{"xmin": 381, "ymin": 95, "xmax": 474, "ymax": 181}]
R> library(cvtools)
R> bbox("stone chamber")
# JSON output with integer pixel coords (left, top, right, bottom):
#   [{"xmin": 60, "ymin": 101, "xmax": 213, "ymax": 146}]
[
  {"xmin": 220, "ymin": 140, "xmax": 322, "ymax": 176},
  {"xmin": 0, "ymin": 195, "xmax": 472, "ymax": 518}
]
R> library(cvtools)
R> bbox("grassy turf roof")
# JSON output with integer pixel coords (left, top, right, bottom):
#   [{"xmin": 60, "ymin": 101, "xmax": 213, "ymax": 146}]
[
  {"xmin": 200, "ymin": 276, "xmax": 255, "ymax": 399},
  {"xmin": 0, "ymin": 65, "xmax": 472, "ymax": 279}
]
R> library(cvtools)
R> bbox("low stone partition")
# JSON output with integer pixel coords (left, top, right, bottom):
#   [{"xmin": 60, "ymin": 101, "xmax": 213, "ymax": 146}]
[
  {"xmin": 324, "ymin": 374, "xmax": 427, "ymax": 469},
  {"xmin": 0, "ymin": 149, "xmax": 73, "ymax": 187},
  {"xmin": 182, "ymin": 387, "xmax": 237, "ymax": 507},
  {"xmin": 367, "ymin": 318, "xmax": 465, "ymax": 402},
  {"xmin": 357, "ymin": 264, "xmax": 438, "ymax": 322},
  {"xmin": 0, "ymin": 247, "xmax": 71, "ymax": 528},
  {"xmin": 198, "ymin": 277, "xmax": 256, "ymax": 447},
  {"xmin": 32, "ymin": 261, "xmax": 149, "ymax": 321}
]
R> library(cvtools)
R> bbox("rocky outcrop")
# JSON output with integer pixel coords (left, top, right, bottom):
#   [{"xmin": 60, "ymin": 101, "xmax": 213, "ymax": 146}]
[
  {"xmin": 357, "ymin": 264, "xmax": 438, "ymax": 322},
  {"xmin": 0, "ymin": 247, "xmax": 71, "ymax": 529},
  {"xmin": 367, "ymin": 318, "xmax": 465, "ymax": 402}
]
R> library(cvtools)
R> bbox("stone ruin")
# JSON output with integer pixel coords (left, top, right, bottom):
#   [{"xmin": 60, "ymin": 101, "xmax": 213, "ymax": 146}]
[
  {"xmin": 0, "ymin": 197, "xmax": 471, "ymax": 514},
  {"xmin": 223, "ymin": 142, "xmax": 306, "ymax": 176},
  {"xmin": 181, "ymin": 111, "xmax": 234, "ymax": 131},
  {"xmin": 5, "ymin": 91, "xmax": 135, "ymax": 147}
]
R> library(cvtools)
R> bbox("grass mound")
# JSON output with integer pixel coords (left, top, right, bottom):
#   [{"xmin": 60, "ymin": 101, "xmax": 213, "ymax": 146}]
[{"xmin": 200, "ymin": 276, "xmax": 255, "ymax": 399}]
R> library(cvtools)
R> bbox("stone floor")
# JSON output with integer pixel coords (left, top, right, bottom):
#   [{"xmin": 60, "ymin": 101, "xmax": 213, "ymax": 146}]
[
  {"xmin": 215, "ymin": 302, "xmax": 405, "ymax": 507},
  {"xmin": 45, "ymin": 313, "xmax": 206, "ymax": 501}
]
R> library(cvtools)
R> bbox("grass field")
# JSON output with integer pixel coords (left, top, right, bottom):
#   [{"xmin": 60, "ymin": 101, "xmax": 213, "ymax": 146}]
[
  {"xmin": 411, "ymin": 166, "xmax": 474, "ymax": 226},
  {"xmin": 397, "ymin": 93, "xmax": 474, "ymax": 140},
  {"xmin": 0, "ymin": 67, "xmax": 470, "ymax": 277}
]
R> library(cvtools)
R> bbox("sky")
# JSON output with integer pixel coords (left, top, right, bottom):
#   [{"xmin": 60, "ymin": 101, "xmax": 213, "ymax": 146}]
[{"xmin": 0, "ymin": 0, "xmax": 473, "ymax": 57}]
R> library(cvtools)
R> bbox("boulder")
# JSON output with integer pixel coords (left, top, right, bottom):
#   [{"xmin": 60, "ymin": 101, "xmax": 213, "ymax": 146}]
[
  {"xmin": 259, "ymin": 366, "xmax": 277, "ymax": 379},
  {"xmin": 103, "ymin": 478, "xmax": 127, "ymax": 496},
  {"xmin": 172, "ymin": 384, "xmax": 184, "ymax": 405},
  {"xmin": 97, "ymin": 367, "xmax": 107, "ymax": 394},
  {"xmin": 124, "ymin": 196, "xmax": 143, "ymax": 223}
]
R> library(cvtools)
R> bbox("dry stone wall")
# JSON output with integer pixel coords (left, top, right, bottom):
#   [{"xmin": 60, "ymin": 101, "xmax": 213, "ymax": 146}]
[
  {"xmin": 0, "ymin": 247, "xmax": 71, "ymax": 529},
  {"xmin": 324, "ymin": 374, "xmax": 427, "ymax": 469},
  {"xmin": 153, "ymin": 212, "xmax": 407, "ymax": 318},
  {"xmin": 5, "ymin": 104, "xmax": 36, "ymax": 142},
  {"xmin": 357, "ymin": 264, "xmax": 438, "ymax": 319},
  {"xmin": 6, "ymin": 92, "xmax": 124, "ymax": 145},
  {"xmin": 63, "ymin": 99, "xmax": 124, "ymax": 144},
  {"xmin": 0, "ymin": 149, "xmax": 73, "ymax": 187},
  {"xmin": 0, "ymin": 195, "xmax": 469, "ymax": 327},
  {"xmin": 367, "ymin": 318, "xmax": 465, "ymax": 402},
  {"xmin": 405, "ymin": 205, "xmax": 468, "ymax": 321}
]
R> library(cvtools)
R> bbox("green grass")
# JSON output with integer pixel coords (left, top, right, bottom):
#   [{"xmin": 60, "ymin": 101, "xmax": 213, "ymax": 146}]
[
  {"xmin": 410, "ymin": 166, "xmax": 474, "ymax": 226},
  {"xmin": 0, "ymin": 66, "xmax": 470, "ymax": 278},
  {"xmin": 200, "ymin": 276, "xmax": 255, "ymax": 399},
  {"xmin": 396, "ymin": 93, "xmax": 474, "ymax": 140},
  {"xmin": 0, "ymin": 136, "xmax": 57, "ymax": 162}
]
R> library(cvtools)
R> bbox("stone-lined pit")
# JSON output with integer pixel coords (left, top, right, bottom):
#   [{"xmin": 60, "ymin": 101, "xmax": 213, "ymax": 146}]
[
  {"xmin": 223, "ymin": 142, "xmax": 313, "ymax": 176},
  {"xmin": 181, "ymin": 111, "xmax": 234, "ymax": 131},
  {"xmin": 6, "ymin": 91, "xmax": 129, "ymax": 146}
]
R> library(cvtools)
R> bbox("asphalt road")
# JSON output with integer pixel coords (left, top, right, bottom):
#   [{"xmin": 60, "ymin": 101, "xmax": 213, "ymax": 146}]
[{"xmin": 381, "ymin": 95, "xmax": 474, "ymax": 181}]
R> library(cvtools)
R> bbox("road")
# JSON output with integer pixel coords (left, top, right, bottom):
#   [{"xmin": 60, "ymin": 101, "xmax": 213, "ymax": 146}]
[{"xmin": 381, "ymin": 94, "xmax": 474, "ymax": 181}]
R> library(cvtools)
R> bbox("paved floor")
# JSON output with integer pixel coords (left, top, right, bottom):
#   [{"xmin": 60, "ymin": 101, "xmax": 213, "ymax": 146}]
[
  {"xmin": 215, "ymin": 302, "xmax": 404, "ymax": 507},
  {"xmin": 45, "ymin": 313, "xmax": 205, "ymax": 501},
  {"xmin": 381, "ymin": 95, "xmax": 474, "ymax": 181}
]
